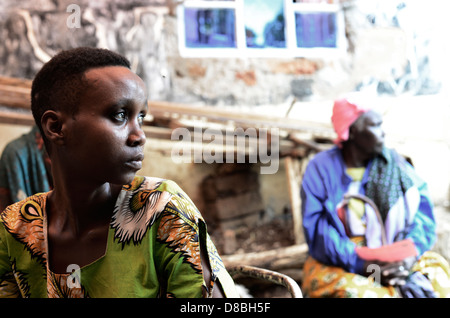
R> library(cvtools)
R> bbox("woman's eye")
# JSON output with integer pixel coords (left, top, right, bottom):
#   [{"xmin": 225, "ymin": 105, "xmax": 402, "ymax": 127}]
[
  {"xmin": 138, "ymin": 113, "xmax": 146, "ymax": 126},
  {"xmin": 113, "ymin": 111, "xmax": 126, "ymax": 121}
]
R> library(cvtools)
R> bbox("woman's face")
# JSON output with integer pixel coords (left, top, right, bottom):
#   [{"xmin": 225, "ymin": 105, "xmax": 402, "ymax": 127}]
[
  {"xmin": 349, "ymin": 110, "xmax": 385, "ymax": 157},
  {"xmin": 62, "ymin": 66, "xmax": 148, "ymax": 186}
]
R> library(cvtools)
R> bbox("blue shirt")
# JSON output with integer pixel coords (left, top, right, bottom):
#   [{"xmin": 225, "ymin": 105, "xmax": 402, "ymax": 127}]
[{"xmin": 300, "ymin": 146, "xmax": 436, "ymax": 274}]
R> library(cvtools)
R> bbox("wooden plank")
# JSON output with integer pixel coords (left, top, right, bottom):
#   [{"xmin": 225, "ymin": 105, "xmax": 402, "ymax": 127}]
[
  {"xmin": 142, "ymin": 125, "xmax": 174, "ymax": 140},
  {"xmin": 0, "ymin": 76, "xmax": 32, "ymax": 109},
  {"xmin": 0, "ymin": 111, "xmax": 35, "ymax": 126},
  {"xmin": 149, "ymin": 100, "xmax": 334, "ymax": 136},
  {"xmin": 0, "ymin": 76, "xmax": 32, "ymax": 87},
  {"xmin": 0, "ymin": 85, "xmax": 31, "ymax": 109}
]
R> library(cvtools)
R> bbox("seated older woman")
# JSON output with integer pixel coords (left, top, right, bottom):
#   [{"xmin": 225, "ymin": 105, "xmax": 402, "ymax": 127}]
[{"xmin": 300, "ymin": 95, "xmax": 450, "ymax": 298}]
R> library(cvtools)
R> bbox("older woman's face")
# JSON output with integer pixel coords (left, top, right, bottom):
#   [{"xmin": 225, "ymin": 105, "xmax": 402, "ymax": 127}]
[{"xmin": 349, "ymin": 110, "xmax": 385, "ymax": 157}]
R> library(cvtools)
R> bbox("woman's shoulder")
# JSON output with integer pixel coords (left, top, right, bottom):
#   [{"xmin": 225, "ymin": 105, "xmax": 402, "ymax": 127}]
[
  {"xmin": 1, "ymin": 192, "xmax": 48, "ymax": 223},
  {"xmin": 311, "ymin": 146, "xmax": 341, "ymax": 162},
  {"xmin": 126, "ymin": 176, "xmax": 196, "ymax": 208},
  {"xmin": 111, "ymin": 175, "xmax": 200, "ymax": 244},
  {"xmin": 124, "ymin": 175, "xmax": 182, "ymax": 194},
  {"xmin": 143, "ymin": 177, "xmax": 201, "ymax": 220},
  {"xmin": 0, "ymin": 192, "xmax": 48, "ymax": 260},
  {"xmin": 136, "ymin": 176, "xmax": 203, "ymax": 224},
  {"xmin": 305, "ymin": 146, "xmax": 343, "ymax": 174}
]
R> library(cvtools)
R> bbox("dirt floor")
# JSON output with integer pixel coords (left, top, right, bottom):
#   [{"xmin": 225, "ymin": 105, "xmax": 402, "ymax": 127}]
[
  {"xmin": 234, "ymin": 219, "xmax": 296, "ymax": 254},
  {"xmin": 211, "ymin": 218, "xmax": 298, "ymax": 298},
  {"xmin": 212, "ymin": 218, "xmax": 296, "ymax": 256}
]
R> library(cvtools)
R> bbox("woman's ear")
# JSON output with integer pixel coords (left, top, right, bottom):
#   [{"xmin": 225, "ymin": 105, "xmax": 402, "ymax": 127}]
[
  {"xmin": 41, "ymin": 110, "xmax": 65, "ymax": 146},
  {"xmin": 348, "ymin": 120, "xmax": 361, "ymax": 141},
  {"xmin": 348, "ymin": 125, "xmax": 355, "ymax": 141}
]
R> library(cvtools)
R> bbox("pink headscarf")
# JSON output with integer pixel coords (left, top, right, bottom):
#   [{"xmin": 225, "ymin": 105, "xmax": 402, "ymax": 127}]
[{"xmin": 331, "ymin": 96, "xmax": 371, "ymax": 147}]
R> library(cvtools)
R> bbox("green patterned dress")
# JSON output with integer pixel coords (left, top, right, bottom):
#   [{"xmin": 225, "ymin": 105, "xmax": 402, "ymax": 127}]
[{"xmin": 0, "ymin": 175, "xmax": 238, "ymax": 298}]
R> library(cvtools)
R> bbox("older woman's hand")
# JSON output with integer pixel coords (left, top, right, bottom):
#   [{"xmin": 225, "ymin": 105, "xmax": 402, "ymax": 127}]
[{"xmin": 363, "ymin": 259, "xmax": 411, "ymax": 286}]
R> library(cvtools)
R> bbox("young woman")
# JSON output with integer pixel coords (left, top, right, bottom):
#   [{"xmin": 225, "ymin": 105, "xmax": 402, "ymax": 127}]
[{"xmin": 0, "ymin": 47, "xmax": 238, "ymax": 298}]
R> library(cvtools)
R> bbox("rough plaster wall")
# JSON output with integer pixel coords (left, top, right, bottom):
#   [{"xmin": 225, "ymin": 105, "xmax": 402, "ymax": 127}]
[
  {"xmin": 0, "ymin": 0, "xmax": 171, "ymax": 101},
  {"xmin": 163, "ymin": 13, "xmax": 320, "ymax": 105}
]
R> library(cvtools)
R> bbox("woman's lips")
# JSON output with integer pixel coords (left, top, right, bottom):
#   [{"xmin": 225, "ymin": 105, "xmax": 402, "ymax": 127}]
[
  {"xmin": 125, "ymin": 160, "xmax": 142, "ymax": 170},
  {"xmin": 126, "ymin": 154, "xmax": 144, "ymax": 170}
]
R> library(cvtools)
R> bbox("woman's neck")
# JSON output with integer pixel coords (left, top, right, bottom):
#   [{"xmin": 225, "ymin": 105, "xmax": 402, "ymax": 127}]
[
  {"xmin": 47, "ymin": 169, "xmax": 121, "ymax": 237},
  {"xmin": 341, "ymin": 143, "xmax": 371, "ymax": 168}
]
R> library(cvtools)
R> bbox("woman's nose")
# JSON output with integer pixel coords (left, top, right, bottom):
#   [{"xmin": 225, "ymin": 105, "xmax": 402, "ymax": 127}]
[
  {"xmin": 127, "ymin": 122, "xmax": 146, "ymax": 147},
  {"xmin": 379, "ymin": 128, "xmax": 385, "ymax": 140}
]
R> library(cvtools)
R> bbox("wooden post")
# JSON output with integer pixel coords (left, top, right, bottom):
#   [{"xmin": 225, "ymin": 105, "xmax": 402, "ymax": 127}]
[{"xmin": 285, "ymin": 156, "xmax": 304, "ymax": 245}]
